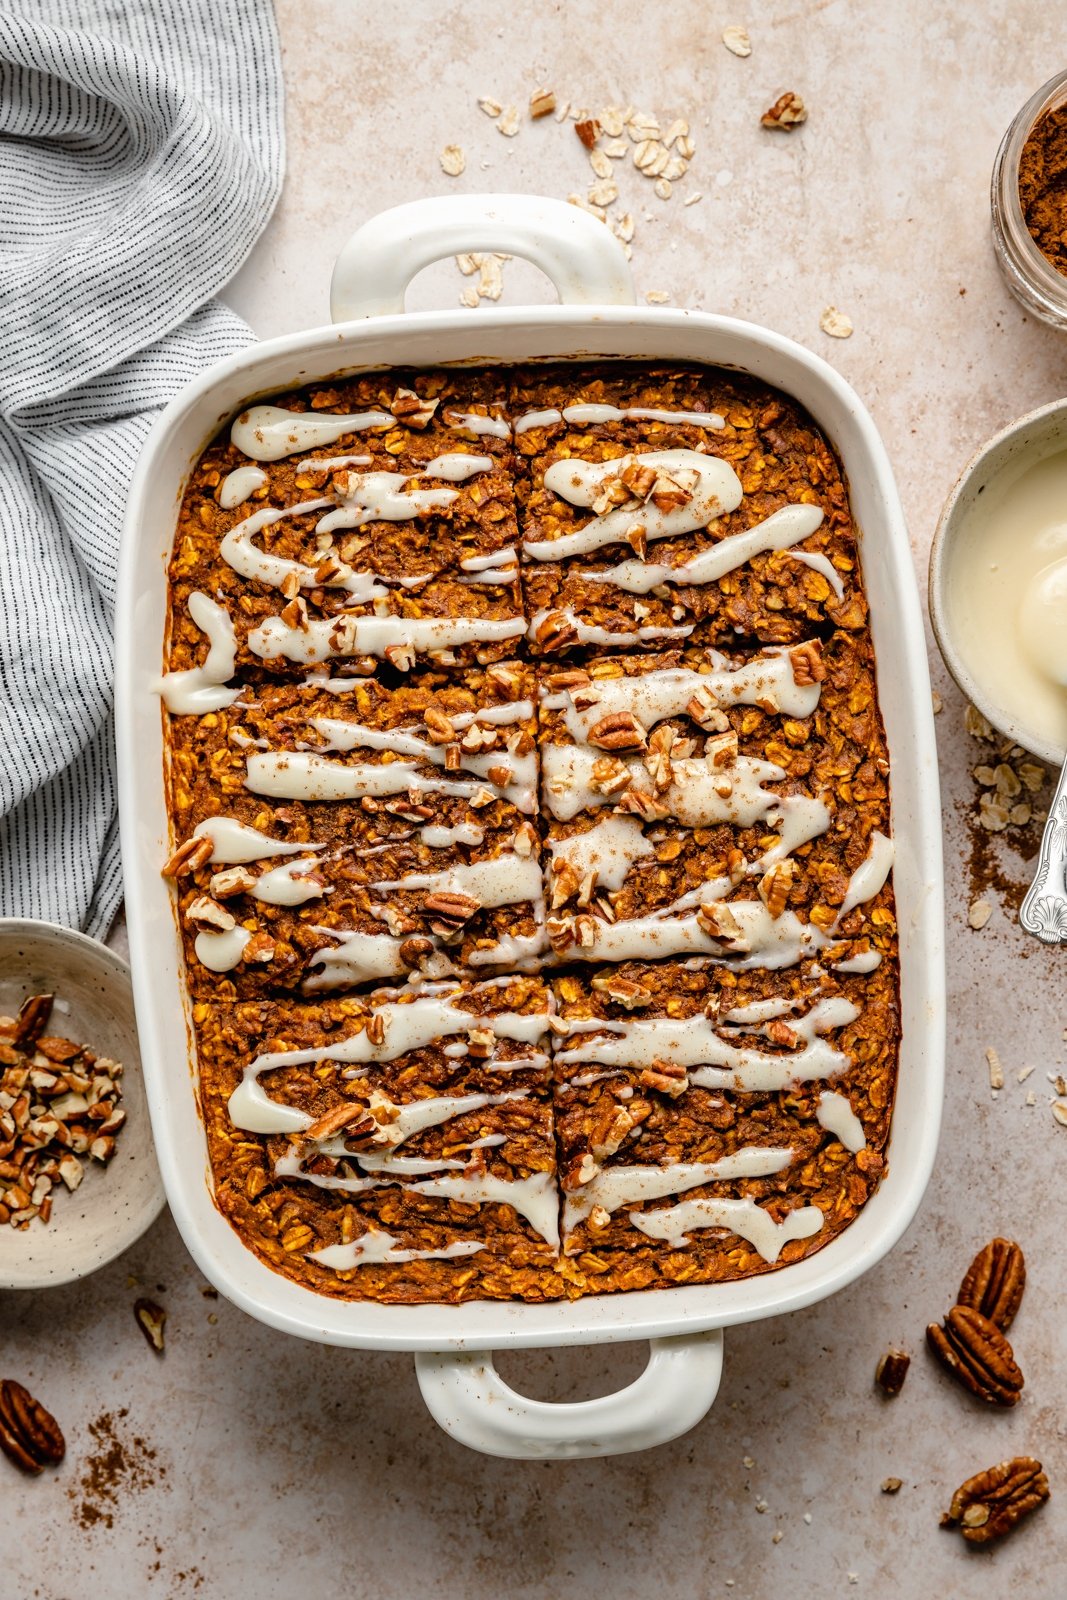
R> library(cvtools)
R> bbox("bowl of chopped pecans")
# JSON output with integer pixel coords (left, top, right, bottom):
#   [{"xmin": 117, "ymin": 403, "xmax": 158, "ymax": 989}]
[{"xmin": 0, "ymin": 920, "xmax": 165, "ymax": 1289}]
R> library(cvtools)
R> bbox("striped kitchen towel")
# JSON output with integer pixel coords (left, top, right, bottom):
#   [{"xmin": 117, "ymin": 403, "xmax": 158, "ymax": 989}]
[{"xmin": 0, "ymin": 0, "xmax": 284, "ymax": 937}]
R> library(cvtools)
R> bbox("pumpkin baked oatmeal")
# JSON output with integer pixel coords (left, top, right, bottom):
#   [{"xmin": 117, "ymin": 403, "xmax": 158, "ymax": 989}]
[{"xmin": 157, "ymin": 360, "xmax": 899, "ymax": 1305}]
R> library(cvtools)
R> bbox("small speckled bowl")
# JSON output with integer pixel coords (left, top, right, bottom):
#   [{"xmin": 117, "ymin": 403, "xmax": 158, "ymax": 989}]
[{"xmin": 0, "ymin": 920, "xmax": 165, "ymax": 1290}]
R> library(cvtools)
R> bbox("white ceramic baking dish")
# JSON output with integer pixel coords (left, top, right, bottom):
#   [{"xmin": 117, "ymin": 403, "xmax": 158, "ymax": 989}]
[{"xmin": 116, "ymin": 194, "xmax": 945, "ymax": 1461}]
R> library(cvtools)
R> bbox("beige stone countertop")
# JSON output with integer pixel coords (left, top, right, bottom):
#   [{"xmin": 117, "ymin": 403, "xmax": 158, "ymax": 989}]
[{"xmin": 6, "ymin": 2, "xmax": 1067, "ymax": 1594}]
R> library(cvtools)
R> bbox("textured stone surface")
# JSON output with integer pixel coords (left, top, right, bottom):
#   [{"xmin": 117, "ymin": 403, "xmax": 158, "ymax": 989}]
[{"xmin": 6, "ymin": 1, "xmax": 1067, "ymax": 1592}]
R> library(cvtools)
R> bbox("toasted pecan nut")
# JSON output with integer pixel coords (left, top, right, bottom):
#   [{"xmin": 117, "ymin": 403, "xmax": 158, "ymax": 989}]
[
  {"xmin": 133, "ymin": 1299, "xmax": 167, "ymax": 1354},
  {"xmin": 0, "ymin": 1379, "xmax": 65, "ymax": 1473},
  {"xmin": 788, "ymin": 640, "xmax": 825, "ymax": 686},
  {"xmin": 422, "ymin": 891, "xmax": 480, "ymax": 925},
  {"xmin": 13, "ymin": 995, "xmax": 54, "ymax": 1052},
  {"xmin": 958, "ymin": 1238, "xmax": 1026, "ymax": 1332},
  {"xmin": 574, "ymin": 116, "xmax": 600, "ymax": 149},
  {"xmin": 941, "ymin": 1456, "xmax": 1049, "ymax": 1545},
  {"xmin": 761, "ymin": 91, "xmax": 808, "ymax": 130},
  {"xmin": 588, "ymin": 711, "xmax": 647, "ymax": 752},
  {"xmin": 874, "ymin": 1349, "xmax": 910, "ymax": 1397},
  {"xmin": 304, "ymin": 1102, "xmax": 376, "ymax": 1142},
  {"xmin": 926, "ymin": 1305, "xmax": 1023, "ymax": 1406},
  {"xmin": 161, "ymin": 835, "xmax": 214, "ymax": 879}
]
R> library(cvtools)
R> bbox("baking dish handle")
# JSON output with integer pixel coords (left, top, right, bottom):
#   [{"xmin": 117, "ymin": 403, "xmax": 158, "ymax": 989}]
[
  {"xmin": 414, "ymin": 1331, "xmax": 724, "ymax": 1460},
  {"xmin": 330, "ymin": 193, "xmax": 637, "ymax": 321}
]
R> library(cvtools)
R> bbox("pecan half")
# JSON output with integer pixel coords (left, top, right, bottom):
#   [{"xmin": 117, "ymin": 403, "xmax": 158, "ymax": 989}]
[
  {"xmin": 788, "ymin": 639, "xmax": 825, "ymax": 685},
  {"xmin": 13, "ymin": 995, "xmax": 54, "ymax": 1053},
  {"xmin": 958, "ymin": 1238, "xmax": 1026, "ymax": 1332},
  {"xmin": 390, "ymin": 387, "xmax": 439, "ymax": 429},
  {"xmin": 941, "ymin": 1457, "xmax": 1049, "ymax": 1545},
  {"xmin": 588, "ymin": 711, "xmax": 647, "ymax": 751},
  {"xmin": 926, "ymin": 1305, "xmax": 1023, "ymax": 1406},
  {"xmin": 422, "ymin": 891, "xmax": 480, "ymax": 925},
  {"xmin": 305, "ymin": 1102, "xmax": 374, "ymax": 1142},
  {"xmin": 0, "ymin": 1379, "xmax": 65, "ymax": 1473},
  {"xmin": 161, "ymin": 834, "xmax": 213, "ymax": 879},
  {"xmin": 133, "ymin": 1299, "xmax": 167, "ymax": 1354}
]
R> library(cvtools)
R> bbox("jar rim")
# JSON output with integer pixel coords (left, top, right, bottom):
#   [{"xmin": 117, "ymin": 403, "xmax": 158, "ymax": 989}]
[{"xmin": 992, "ymin": 69, "xmax": 1067, "ymax": 314}]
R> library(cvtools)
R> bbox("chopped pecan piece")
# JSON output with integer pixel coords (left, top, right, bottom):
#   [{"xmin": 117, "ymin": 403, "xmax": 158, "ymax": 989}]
[
  {"xmin": 957, "ymin": 1238, "xmax": 1026, "ymax": 1332},
  {"xmin": 639, "ymin": 1057, "xmax": 689, "ymax": 1098},
  {"xmin": 941, "ymin": 1457, "xmax": 1049, "ymax": 1545},
  {"xmin": 574, "ymin": 117, "xmax": 600, "ymax": 149},
  {"xmin": 761, "ymin": 91, "xmax": 808, "ymax": 130},
  {"xmin": 591, "ymin": 974, "xmax": 652, "ymax": 1009},
  {"xmin": 423, "ymin": 707, "xmax": 456, "ymax": 744},
  {"xmin": 696, "ymin": 901, "xmax": 749, "ymax": 950},
  {"xmin": 187, "ymin": 896, "xmax": 235, "ymax": 932},
  {"xmin": 758, "ymin": 859, "xmax": 796, "ymax": 919},
  {"xmin": 874, "ymin": 1349, "xmax": 910, "ymax": 1397},
  {"xmin": 532, "ymin": 610, "xmax": 579, "ymax": 653},
  {"xmin": 926, "ymin": 1305, "xmax": 1023, "ymax": 1406},
  {"xmin": 161, "ymin": 835, "xmax": 213, "ymax": 879},
  {"xmin": 390, "ymin": 387, "xmax": 439, "ymax": 429},
  {"xmin": 588, "ymin": 711, "xmax": 647, "ymax": 751},
  {"xmin": 13, "ymin": 995, "xmax": 53, "ymax": 1053},
  {"xmin": 305, "ymin": 1102, "xmax": 376, "ymax": 1141},
  {"xmin": 788, "ymin": 639, "xmax": 825, "ymax": 685},
  {"xmin": 422, "ymin": 891, "xmax": 480, "ymax": 925}
]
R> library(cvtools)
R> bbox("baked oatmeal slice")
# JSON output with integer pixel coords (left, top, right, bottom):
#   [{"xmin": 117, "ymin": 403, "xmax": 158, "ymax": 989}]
[
  {"xmin": 537, "ymin": 635, "xmax": 893, "ymax": 971},
  {"xmin": 550, "ymin": 958, "xmax": 898, "ymax": 1290},
  {"xmin": 512, "ymin": 363, "xmax": 865, "ymax": 656},
  {"xmin": 164, "ymin": 665, "xmax": 546, "ymax": 997},
  {"xmin": 196, "ymin": 977, "xmax": 564, "ymax": 1304}
]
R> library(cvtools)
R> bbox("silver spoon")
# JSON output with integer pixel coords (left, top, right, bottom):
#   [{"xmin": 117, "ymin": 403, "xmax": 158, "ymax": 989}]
[{"xmin": 1018, "ymin": 559, "xmax": 1067, "ymax": 942}]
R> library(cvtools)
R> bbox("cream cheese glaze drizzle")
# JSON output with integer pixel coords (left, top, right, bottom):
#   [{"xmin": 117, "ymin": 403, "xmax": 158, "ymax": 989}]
[
  {"xmin": 310, "ymin": 1231, "xmax": 484, "ymax": 1270},
  {"xmin": 583, "ymin": 504, "xmax": 825, "ymax": 593},
  {"xmin": 249, "ymin": 613, "xmax": 525, "ymax": 665},
  {"xmin": 630, "ymin": 1198, "xmax": 824, "ymax": 1262},
  {"xmin": 231, "ymin": 405, "xmax": 393, "ymax": 460},
  {"xmin": 218, "ymin": 464, "xmax": 268, "ymax": 508},
  {"xmin": 564, "ymin": 1148, "xmax": 794, "ymax": 1230},
  {"xmin": 155, "ymin": 592, "xmax": 239, "ymax": 714}
]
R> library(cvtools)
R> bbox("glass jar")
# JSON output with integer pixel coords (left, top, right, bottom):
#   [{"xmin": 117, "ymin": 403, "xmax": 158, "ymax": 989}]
[{"xmin": 991, "ymin": 69, "xmax": 1067, "ymax": 333}]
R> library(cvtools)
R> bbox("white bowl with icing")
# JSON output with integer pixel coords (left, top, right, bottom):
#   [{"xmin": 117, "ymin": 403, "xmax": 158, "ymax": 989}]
[
  {"xmin": 931, "ymin": 398, "xmax": 1067, "ymax": 767},
  {"xmin": 116, "ymin": 193, "xmax": 944, "ymax": 1461}
]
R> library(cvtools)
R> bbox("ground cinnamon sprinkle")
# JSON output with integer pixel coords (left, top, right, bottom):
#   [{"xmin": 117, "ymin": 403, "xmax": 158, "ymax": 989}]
[
  {"xmin": 1018, "ymin": 102, "xmax": 1067, "ymax": 276},
  {"xmin": 67, "ymin": 1408, "xmax": 164, "ymax": 1530}
]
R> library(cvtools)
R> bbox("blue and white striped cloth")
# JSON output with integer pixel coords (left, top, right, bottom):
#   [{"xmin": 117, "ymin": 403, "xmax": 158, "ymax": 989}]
[{"xmin": 0, "ymin": 0, "xmax": 284, "ymax": 936}]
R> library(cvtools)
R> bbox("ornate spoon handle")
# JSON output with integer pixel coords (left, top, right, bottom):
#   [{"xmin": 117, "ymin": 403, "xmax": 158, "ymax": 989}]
[{"xmin": 1020, "ymin": 755, "xmax": 1067, "ymax": 943}]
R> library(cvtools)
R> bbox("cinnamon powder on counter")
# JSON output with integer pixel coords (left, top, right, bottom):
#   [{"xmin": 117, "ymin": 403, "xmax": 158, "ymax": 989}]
[{"xmin": 1018, "ymin": 102, "xmax": 1067, "ymax": 276}]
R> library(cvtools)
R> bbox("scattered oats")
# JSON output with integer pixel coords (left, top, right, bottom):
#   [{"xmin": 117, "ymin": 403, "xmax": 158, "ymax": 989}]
[
  {"xmin": 207, "ymin": 1311, "xmax": 218, "ymax": 1325},
  {"xmin": 819, "ymin": 306, "xmax": 853, "ymax": 338},
  {"xmin": 931, "ymin": 689, "xmax": 943, "ymax": 713},
  {"xmin": 1018, "ymin": 1064, "xmax": 1035, "ymax": 1082},
  {"xmin": 743, "ymin": 1455, "xmax": 756, "ymax": 1468},
  {"xmin": 684, "ymin": 191, "xmax": 704, "ymax": 206},
  {"xmin": 588, "ymin": 178, "xmax": 619, "ymax": 208},
  {"xmin": 978, "ymin": 793, "xmax": 1010, "ymax": 831},
  {"xmin": 1052, "ymin": 1099, "xmax": 1067, "ymax": 1127},
  {"xmin": 755, "ymin": 1498, "xmax": 769, "ymax": 1513},
  {"xmin": 613, "ymin": 211, "xmax": 636, "ymax": 242},
  {"xmin": 722, "ymin": 24, "xmax": 753, "ymax": 56},
  {"xmin": 803, "ymin": 1513, "xmax": 813, "ymax": 1525},
  {"xmin": 439, "ymin": 144, "xmax": 466, "ymax": 177},
  {"xmin": 628, "ymin": 112, "xmax": 661, "ymax": 142},
  {"xmin": 600, "ymin": 106, "xmax": 626, "ymax": 137},
  {"xmin": 645, "ymin": 290, "xmax": 671, "ymax": 303},
  {"xmin": 676, "ymin": 135, "xmax": 696, "ymax": 160},
  {"xmin": 772, "ymin": 1530, "xmax": 784, "ymax": 1543},
  {"xmin": 456, "ymin": 253, "xmax": 480, "ymax": 276},
  {"xmin": 965, "ymin": 703, "xmax": 994, "ymax": 740},
  {"xmin": 1010, "ymin": 801, "xmax": 1032, "ymax": 826},
  {"xmin": 974, "ymin": 765, "xmax": 997, "ymax": 786},
  {"xmin": 459, "ymin": 286, "xmax": 481, "ymax": 309},
  {"xmin": 1026, "ymin": 1090, "xmax": 1037, "ymax": 1106},
  {"xmin": 497, "ymin": 104, "xmax": 520, "ymax": 137},
  {"xmin": 477, "ymin": 255, "xmax": 505, "ymax": 300},
  {"xmin": 968, "ymin": 898, "xmax": 992, "ymax": 930},
  {"xmin": 986, "ymin": 1046, "xmax": 1004, "ymax": 1091},
  {"xmin": 478, "ymin": 96, "xmax": 503, "ymax": 118},
  {"xmin": 590, "ymin": 149, "xmax": 614, "ymax": 179},
  {"xmin": 995, "ymin": 763, "xmax": 1021, "ymax": 797},
  {"xmin": 881, "ymin": 1477, "xmax": 904, "ymax": 1494},
  {"xmin": 1054, "ymin": 1072, "xmax": 1067, "ymax": 1095},
  {"xmin": 1019, "ymin": 762, "xmax": 1046, "ymax": 792},
  {"xmin": 567, "ymin": 193, "xmax": 607, "ymax": 221},
  {"xmin": 634, "ymin": 138, "xmax": 667, "ymax": 174},
  {"xmin": 603, "ymin": 136, "xmax": 629, "ymax": 159},
  {"xmin": 529, "ymin": 87, "xmax": 556, "ymax": 120},
  {"xmin": 662, "ymin": 118, "xmax": 689, "ymax": 148},
  {"xmin": 553, "ymin": 98, "xmax": 571, "ymax": 122},
  {"xmin": 654, "ymin": 177, "xmax": 673, "ymax": 200},
  {"xmin": 662, "ymin": 155, "xmax": 689, "ymax": 181}
]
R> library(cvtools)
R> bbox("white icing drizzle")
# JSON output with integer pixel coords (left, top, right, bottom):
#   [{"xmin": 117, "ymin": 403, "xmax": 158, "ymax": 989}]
[
  {"xmin": 556, "ymin": 997, "xmax": 857, "ymax": 1091},
  {"xmin": 584, "ymin": 504, "xmax": 825, "ymax": 593},
  {"xmin": 419, "ymin": 822, "xmax": 485, "ymax": 849},
  {"xmin": 833, "ymin": 949, "xmax": 882, "ymax": 974},
  {"xmin": 251, "ymin": 860, "xmax": 325, "ymax": 906},
  {"xmin": 248, "ymin": 613, "xmax": 525, "ymax": 665},
  {"xmin": 630, "ymin": 1198, "xmax": 824, "ymax": 1262},
  {"xmin": 372, "ymin": 853, "xmax": 543, "ymax": 910},
  {"xmin": 467, "ymin": 929, "xmax": 550, "ymax": 969},
  {"xmin": 542, "ymin": 650, "xmax": 822, "ymax": 735},
  {"xmin": 835, "ymin": 832, "xmax": 894, "ymax": 924},
  {"xmin": 547, "ymin": 814, "xmax": 654, "ymax": 890},
  {"xmin": 218, "ymin": 465, "xmax": 268, "ymax": 509},
  {"xmin": 561, "ymin": 403, "xmax": 726, "ymax": 429},
  {"xmin": 303, "ymin": 930, "xmax": 408, "ymax": 991},
  {"xmin": 404, "ymin": 1170, "xmax": 559, "ymax": 1247},
  {"xmin": 758, "ymin": 794, "xmax": 833, "ymax": 868},
  {"xmin": 816, "ymin": 1091, "xmax": 866, "ymax": 1153},
  {"xmin": 194, "ymin": 925, "xmax": 250, "ymax": 972},
  {"xmin": 294, "ymin": 454, "xmax": 373, "ymax": 474},
  {"xmin": 312, "ymin": 713, "xmax": 536, "ymax": 811},
  {"xmin": 560, "ymin": 903, "xmax": 832, "ymax": 971},
  {"xmin": 514, "ymin": 408, "xmax": 563, "ymax": 434},
  {"xmin": 788, "ymin": 548, "xmax": 845, "ymax": 599},
  {"xmin": 231, "ymin": 406, "xmax": 392, "ymax": 461},
  {"xmin": 444, "ymin": 410, "xmax": 511, "ymax": 439},
  {"xmin": 219, "ymin": 499, "xmax": 382, "ymax": 598},
  {"xmin": 526, "ymin": 450, "xmax": 743, "ymax": 562},
  {"xmin": 564, "ymin": 1147, "xmax": 795, "ymax": 1230},
  {"xmin": 543, "ymin": 747, "xmax": 786, "ymax": 828},
  {"xmin": 419, "ymin": 453, "xmax": 494, "ymax": 481},
  {"xmin": 227, "ymin": 991, "xmax": 549, "ymax": 1132},
  {"xmin": 310, "ymin": 1231, "xmax": 484, "ymax": 1270},
  {"xmin": 460, "ymin": 546, "xmax": 519, "ymax": 575},
  {"xmin": 156, "ymin": 592, "xmax": 239, "ymax": 714},
  {"xmin": 529, "ymin": 611, "xmax": 694, "ymax": 648},
  {"xmin": 314, "ymin": 471, "xmax": 458, "ymax": 536},
  {"xmin": 192, "ymin": 817, "xmax": 323, "ymax": 864}
]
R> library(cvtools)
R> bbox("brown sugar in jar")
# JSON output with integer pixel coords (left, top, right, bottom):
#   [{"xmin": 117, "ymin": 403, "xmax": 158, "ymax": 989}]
[{"xmin": 1018, "ymin": 102, "xmax": 1067, "ymax": 278}]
